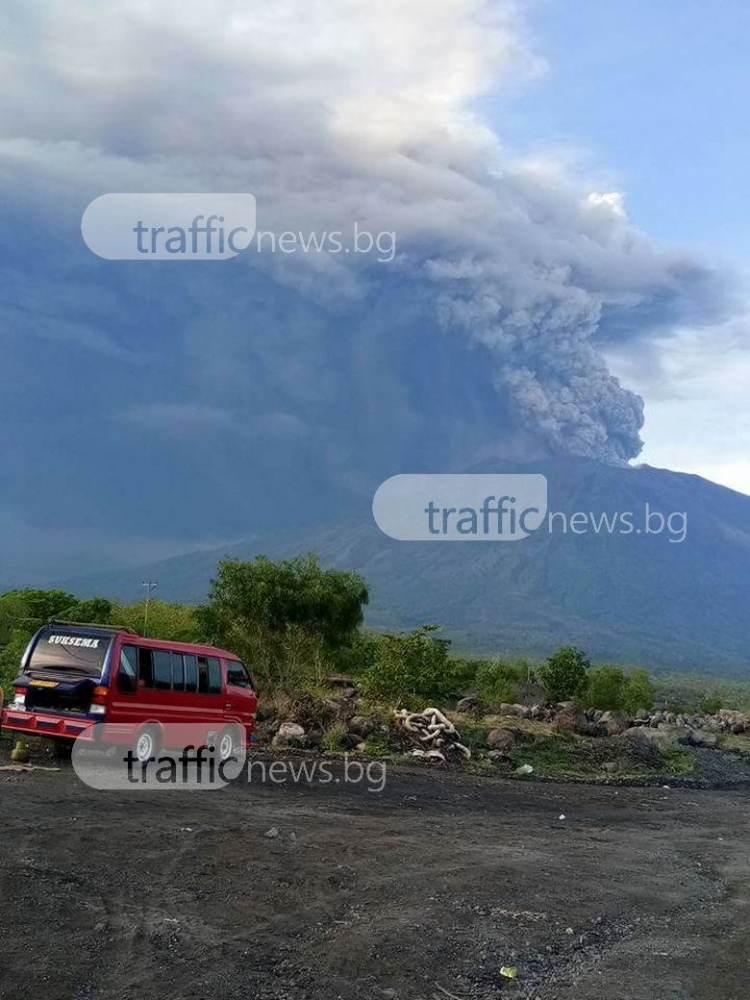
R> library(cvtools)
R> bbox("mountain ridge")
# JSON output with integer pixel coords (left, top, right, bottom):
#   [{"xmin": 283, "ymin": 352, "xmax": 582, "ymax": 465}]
[{"xmin": 55, "ymin": 459, "xmax": 750, "ymax": 675}]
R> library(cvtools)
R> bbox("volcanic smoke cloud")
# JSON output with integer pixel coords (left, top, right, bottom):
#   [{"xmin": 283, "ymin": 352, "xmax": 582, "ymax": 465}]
[{"xmin": 0, "ymin": 0, "xmax": 734, "ymax": 566}]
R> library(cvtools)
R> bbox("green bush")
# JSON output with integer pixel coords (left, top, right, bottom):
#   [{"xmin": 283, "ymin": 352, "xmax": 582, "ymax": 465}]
[
  {"xmin": 362, "ymin": 625, "xmax": 461, "ymax": 705},
  {"xmin": 475, "ymin": 659, "xmax": 523, "ymax": 704},
  {"xmin": 539, "ymin": 646, "xmax": 590, "ymax": 703},
  {"xmin": 700, "ymin": 693, "xmax": 724, "ymax": 716},
  {"xmin": 320, "ymin": 722, "xmax": 348, "ymax": 754},
  {"xmin": 0, "ymin": 629, "xmax": 30, "ymax": 701},
  {"xmin": 197, "ymin": 554, "xmax": 369, "ymax": 691},
  {"xmin": 586, "ymin": 665, "xmax": 627, "ymax": 711},
  {"xmin": 622, "ymin": 669, "xmax": 656, "ymax": 714}
]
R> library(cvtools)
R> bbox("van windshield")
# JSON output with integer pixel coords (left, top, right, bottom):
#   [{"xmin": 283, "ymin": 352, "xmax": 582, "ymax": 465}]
[{"xmin": 28, "ymin": 628, "xmax": 112, "ymax": 678}]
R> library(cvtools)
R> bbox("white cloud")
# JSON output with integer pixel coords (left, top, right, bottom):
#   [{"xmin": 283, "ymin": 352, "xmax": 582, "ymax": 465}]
[{"xmin": 608, "ymin": 318, "xmax": 750, "ymax": 494}]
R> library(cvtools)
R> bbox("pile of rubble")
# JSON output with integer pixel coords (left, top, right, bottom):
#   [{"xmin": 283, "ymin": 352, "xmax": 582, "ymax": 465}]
[{"xmin": 470, "ymin": 699, "xmax": 749, "ymax": 751}]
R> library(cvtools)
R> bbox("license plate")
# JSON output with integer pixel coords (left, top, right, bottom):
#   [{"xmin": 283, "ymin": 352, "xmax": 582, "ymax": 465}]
[{"xmin": 29, "ymin": 680, "xmax": 59, "ymax": 688}]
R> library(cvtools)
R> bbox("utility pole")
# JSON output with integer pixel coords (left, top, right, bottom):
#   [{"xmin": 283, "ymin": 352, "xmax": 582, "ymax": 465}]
[{"xmin": 142, "ymin": 580, "xmax": 158, "ymax": 636}]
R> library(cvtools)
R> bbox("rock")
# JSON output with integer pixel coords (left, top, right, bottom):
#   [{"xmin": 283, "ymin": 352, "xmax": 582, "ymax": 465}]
[
  {"xmin": 348, "ymin": 715, "xmax": 376, "ymax": 738},
  {"xmin": 732, "ymin": 722, "xmax": 746, "ymax": 735},
  {"xmin": 264, "ymin": 826, "xmax": 279, "ymax": 839},
  {"xmin": 624, "ymin": 726, "xmax": 690, "ymax": 749},
  {"xmin": 456, "ymin": 696, "xmax": 478, "ymax": 714},
  {"xmin": 551, "ymin": 703, "xmax": 588, "ymax": 735},
  {"xmin": 599, "ymin": 711, "xmax": 633, "ymax": 736},
  {"xmin": 593, "ymin": 710, "xmax": 603, "ymax": 723},
  {"xmin": 636, "ymin": 708, "xmax": 650, "ymax": 722},
  {"xmin": 529, "ymin": 704, "xmax": 544, "ymax": 720},
  {"xmin": 665, "ymin": 712, "xmax": 676, "ymax": 725},
  {"xmin": 497, "ymin": 703, "xmax": 525, "ymax": 717},
  {"xmin": 601, "ymin": 762, "xmax": 618, "ymax": 774},
  {"xmin": 689, "ymin": 730, "xmax": 719, "ymax": 749},
  {"xmin": 486, "ymin": 728, "xmax": 516, "ymax": 751},
  {"xmin": 271, "ymin": 722, "xmax": 306, "ymax": 748},
  {"xmin": 487, "ymin": 750, "xmax": 511, "ymax": 763}
]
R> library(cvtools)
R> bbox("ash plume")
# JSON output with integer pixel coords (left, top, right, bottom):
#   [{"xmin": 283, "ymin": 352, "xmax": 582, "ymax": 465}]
[{"xmin": 0, "ymin": 0, "xmax": 735, "ymax": 561}]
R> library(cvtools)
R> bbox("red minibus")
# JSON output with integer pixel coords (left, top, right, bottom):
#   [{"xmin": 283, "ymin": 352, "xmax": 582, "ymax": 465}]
[{"xmin": 0, "ymin": 623, "xmax": 257, "ymax": 763}]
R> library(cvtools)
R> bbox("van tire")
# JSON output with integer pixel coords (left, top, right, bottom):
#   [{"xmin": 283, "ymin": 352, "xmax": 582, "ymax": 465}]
[
  {"xmin": 217, "ymin": 726, "xmax": 242, "ymax": 763},
  {"xmin": 133, "ymin": 726, "xmax": 160, "ymax": 764}
]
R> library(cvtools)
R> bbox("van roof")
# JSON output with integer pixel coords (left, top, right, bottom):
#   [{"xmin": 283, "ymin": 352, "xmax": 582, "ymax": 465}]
[{"xmin": 41, "ymin": 623, "xmax": 239, "ymax": 660}]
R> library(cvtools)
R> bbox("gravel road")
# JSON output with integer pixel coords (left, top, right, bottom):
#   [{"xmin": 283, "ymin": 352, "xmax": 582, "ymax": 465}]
[{"xmin": 2, "ymin": 745, "xmax": 749, "ymax": 999}]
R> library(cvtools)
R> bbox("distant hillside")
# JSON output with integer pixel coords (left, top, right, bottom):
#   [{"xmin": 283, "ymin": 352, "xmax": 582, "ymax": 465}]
[{"xmin": 60, "ymin": 459, "xmax": 750, "ymax": 675}]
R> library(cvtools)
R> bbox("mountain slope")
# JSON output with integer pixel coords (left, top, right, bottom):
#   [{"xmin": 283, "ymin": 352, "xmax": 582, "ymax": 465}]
[{"xmin": 60, "ymin": 460, "xmax": 750, "ymax": 674}]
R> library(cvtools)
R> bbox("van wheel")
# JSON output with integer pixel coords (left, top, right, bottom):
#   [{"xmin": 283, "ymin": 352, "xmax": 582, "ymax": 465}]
[
  {"xmin": 217, "ymin": 727, "xmax": 241, "ymax": 763},
  {"xmin": 133, "ymin": 726, "xmax": 160, "ymax": 764}
]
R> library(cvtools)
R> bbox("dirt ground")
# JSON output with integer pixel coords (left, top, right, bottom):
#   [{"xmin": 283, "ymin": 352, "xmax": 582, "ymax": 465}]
[{"xmin": 2, "ymin": 741, "xmax": 750, "ymax": 1000}]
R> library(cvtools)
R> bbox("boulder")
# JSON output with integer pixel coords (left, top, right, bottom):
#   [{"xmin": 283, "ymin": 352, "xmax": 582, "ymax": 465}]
[
  {"xmin": 635, "ymin": 708, "xmax": 650, "ymax": 722},
  {"xmin": 348, "ymin": 715, "xmax": 376, "ymax": 738},
  {"xmin": 321, "ymin": 698, "xmax": 353, "ymax": 721},
  {"xmin": 732, "ymin": 722, "xmax": 746, "ymax": 735},
  {"xmin": 497, "ymin": 703, "xmax": 525, "ymax": 717},
  {"xmin": 599, "ymin": 711, "xmax": 633, "ymax": 736},
  {"xmin": 271, "ymin": 722, "xmax": 306, "ymax": 749},
  {"xmin": 486, "ymin": 728, "xmax": 516, "ymax": 752},
  {"xmin": 551, "ymin": 703, "xmax": 589, "ymax": 735},
  {"xmin": 624, "ymin": 726, "xmax": 690, "ymax": 749},
  {"xmin": 689, "ymin": 730, "xmax": 719, "ymax": 749},
  {"xmin": 456, "ymin": 696, "xmax": 478, "ymax": 714}
]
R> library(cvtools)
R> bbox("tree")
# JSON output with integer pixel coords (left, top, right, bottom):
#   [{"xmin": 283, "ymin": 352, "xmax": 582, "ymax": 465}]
[
  {"xmin": 586, "ymin": 665, "xmax": 627, "ymax": 711},
  {"xmin": 623, "ymin": 669, "xmax": 656, "ymax": 714},
  {"xmin": 475, "ymin": 658, "xmax": 524, "ymax": 704},
  {"xmin": 111, "ymin": 599, "xmax": 203, "ymax": 642},
  {"xmin": 0, "ymin": 629, "xmax": 31, "ymax": 698},
  {"xmin": 539, "ymin": 645, "xmax": 590, "ymax": 703},
  {"xmin": 362, "ymin": 625, "xmax": 457, "ymax": 705},
  {"xmin": 196, "ymin": 554, "xmax": 369, "ymax": 690}
]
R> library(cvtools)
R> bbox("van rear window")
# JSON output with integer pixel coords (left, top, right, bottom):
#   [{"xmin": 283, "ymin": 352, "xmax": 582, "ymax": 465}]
[{"xmin": 29, "ymin": 628, "xmax": 111, "ymax": 678}]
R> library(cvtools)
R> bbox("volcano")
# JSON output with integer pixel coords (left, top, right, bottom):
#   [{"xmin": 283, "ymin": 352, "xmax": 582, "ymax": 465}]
[{"xmin": 60, "ymin": 460, "xmax": 750, "ymax": 675}]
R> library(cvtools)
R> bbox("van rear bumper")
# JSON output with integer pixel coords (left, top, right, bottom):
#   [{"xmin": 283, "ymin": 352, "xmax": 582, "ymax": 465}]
[{"xmin": 1, "ymin": 709, "xmax": 96, "ymax": 741}]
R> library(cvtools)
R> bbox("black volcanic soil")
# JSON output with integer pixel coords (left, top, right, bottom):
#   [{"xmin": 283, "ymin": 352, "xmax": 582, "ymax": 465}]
[{"xmin": 2, "ymin": 740, "xmax": 749, "ymax": 1000}]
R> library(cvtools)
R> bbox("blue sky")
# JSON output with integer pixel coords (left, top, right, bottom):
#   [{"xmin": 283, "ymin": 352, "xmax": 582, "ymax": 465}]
[{"xmin": 494, "ymin": 0, "xmax": 750, "ymax": 261}]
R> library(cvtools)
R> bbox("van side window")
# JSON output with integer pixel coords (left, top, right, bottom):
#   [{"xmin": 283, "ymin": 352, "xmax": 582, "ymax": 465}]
[
  {"xmin": 207, "ymin": 657, "xmax": 222, "ymax": 695},
  {"xmin": 226, "ymin": 660, "xmax": 251, "ymax": 689},
  {"xmin": 197, "ymin": 656, "xmax": 210, "ymax": 694},
  {"xmin": 153, "ymin": 650, "xmax": 172, "ymax": 690},
  {"xmin": 138, "ymin": 648, "xmax": 153, "ymax": 688},
  {"xmin": 171, "ymin": 653, "xmax": 184, "ymax": 691},
  {"xmin": 183, "ymin": 654, "xmax": 198, "ymax": 693},
  {"xmin": 117, "ymin": 645, "xmax": 138, "ymax": 694}
]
